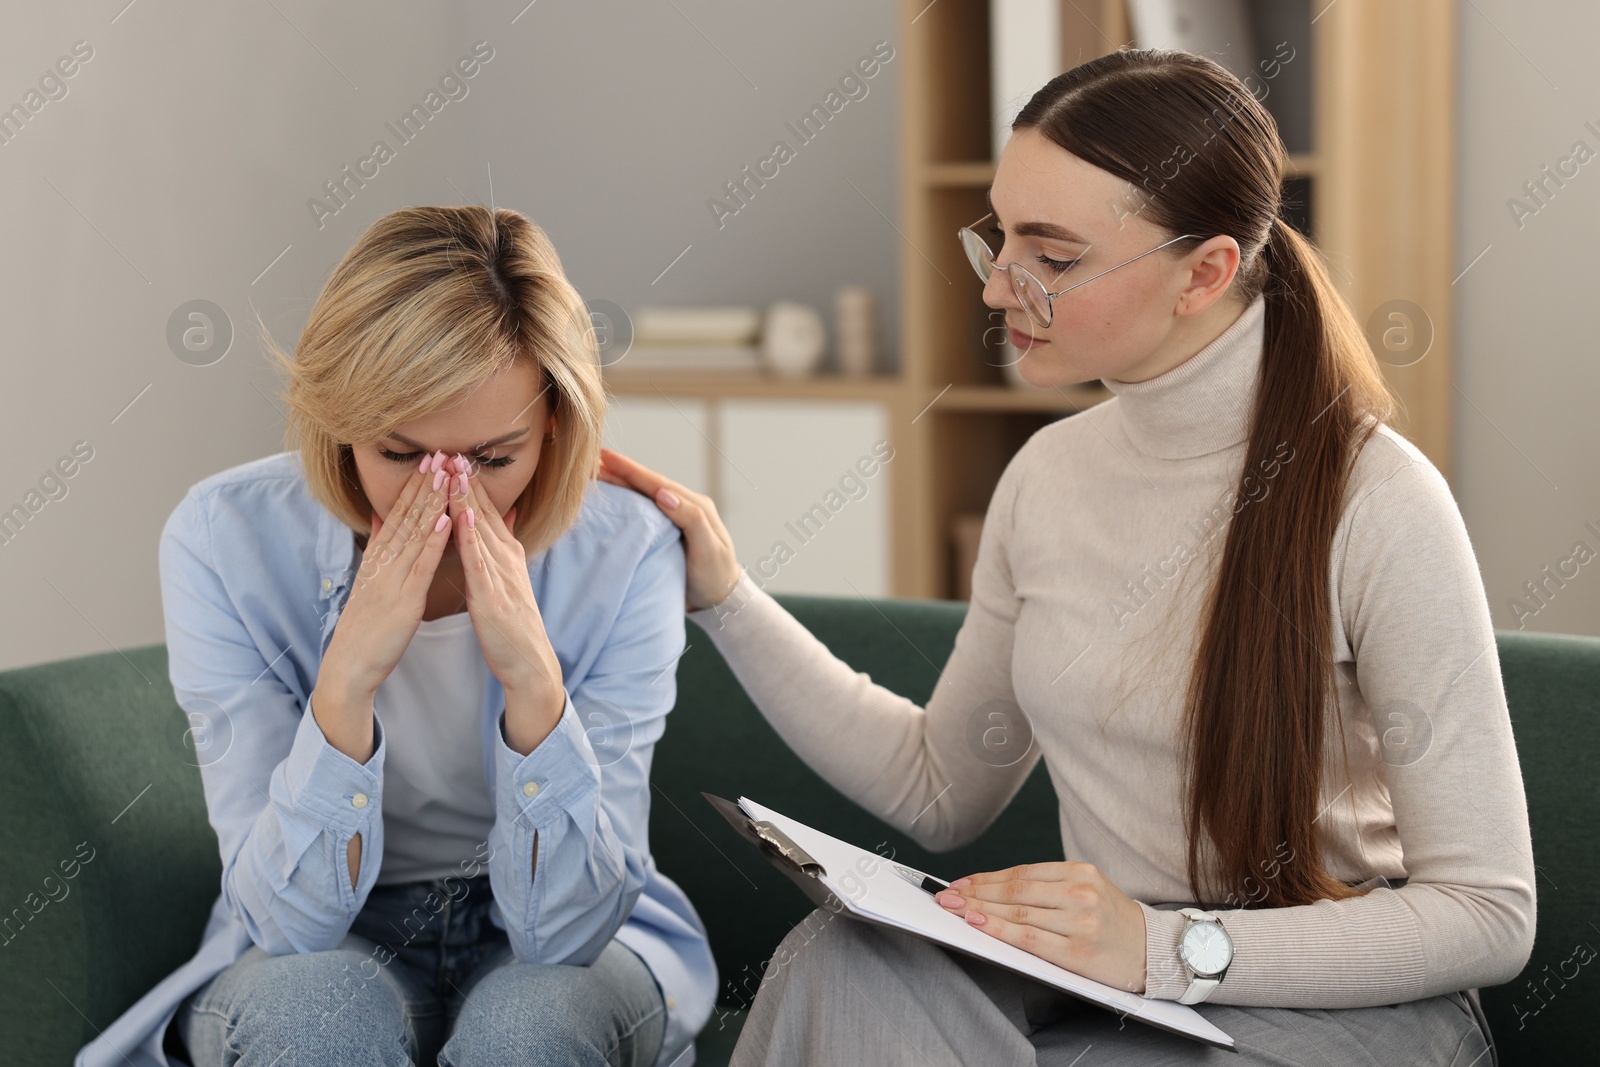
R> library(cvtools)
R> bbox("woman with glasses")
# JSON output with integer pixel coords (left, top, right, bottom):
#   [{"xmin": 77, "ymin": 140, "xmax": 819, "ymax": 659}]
[{"xmin": 603, "ymin": 49, "xmax": 1525, "ymax": 1065}]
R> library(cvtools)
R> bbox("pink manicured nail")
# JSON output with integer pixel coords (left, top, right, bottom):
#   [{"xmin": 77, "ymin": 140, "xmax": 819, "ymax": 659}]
[
  {"xmin": 457, "ymin": 473, "xmax": 469, "ymax": 495},
  {"xmin": 418, "ymin": 454, "xmax": 431, "ymax": 473},
  {"xmin": 432, "ymin": 467, "xmax": 447, "ymax": 491},
  {"xmin": 950, "ymin": 878, "xmax": 972, "ymax": 888},
  {"xmin": 965, "ymin": 911, "xmax": 986, "ymax": 926},
  {"xmin": 466, "ymin": 507, "xmax": 476, "ymax": 529},
  {"xmin": 658, "ymin": 488, "xmax": 680, "ymax": 510},
  {"xmin": 454, "ymin": 454, "xmax": 468, "ymax": 473},
  {"xmin": 433, "ymin": 512, "xmax": 449, "ymax": 532},
  {"xmin": 431, "ymin": 450, "xmax": 446, "ymax": 471}
]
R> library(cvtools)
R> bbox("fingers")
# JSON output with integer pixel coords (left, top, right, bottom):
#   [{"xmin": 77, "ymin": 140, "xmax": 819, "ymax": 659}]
[
  {"xmin": 367, "ymin": 458, "xmax": 429, "ymax": 556},
  {"xmin": 950, "ymin": 898, "xmax": 1077, "ymax": 957},
  {"xmin": 941, "ymin": 877, "xmax": 1072, "ymax": 911},
  {"xmin": 599, "ymin": 447, "xmax": 743, "ymax": 611},
  {"xmin": 359, "ymin": 469, "xmax": 424, "ymax": 583},
  {"xmin": 447, "ymin": 458, "xmax": 497, "ymax": 595},
  {"xmin": 610, "ymin": 460, "xmax": 709, "ymax": 537},
  {"xmin": 667, "ymin": 489, "xmax": 723, "ymax": 540},
  {"xmin": 935, "ymin": 878, "xmax": 1085, "ymax": 943},
  {"xmin": 951, "ymin": 862, "xmax": 1076, "ymax": 887},
  {"xmin": 443, "ymin": 453, "xmax": 472, "ymax": 522},
  {"xmin": 599, "ymin": 447, "xmax": 691, "ymax": 508},
  {"xmin": 384, "ymin": 453, "xmax": 451, "ymax": 577},
  {"xmin": 448, "ymin": 452, "xmax": 521, "ymax": 549},
  {"xmin": 453, "ymin": 453, "xmax": 522, "ymax": 573},
  {"xmin": 406, "ymin": 495, "xmax": 457, "ymax": 598},
  {"xmin": 598, "ymin": 446, "xmax": 710, "ymax": 523},
  {"xmin": 403, "ymin": 460, "xmax": 455, "ymax": 593},
  {"xmin": 598, "ymin": 447, "xmax": 659, "ymax": 488}
]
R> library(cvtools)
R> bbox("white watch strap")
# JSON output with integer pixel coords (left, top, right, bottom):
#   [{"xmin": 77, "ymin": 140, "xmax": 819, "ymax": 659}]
[{"xmin": 1178, "ymin": 907, "xmax": 1225, "ymax": 1004}]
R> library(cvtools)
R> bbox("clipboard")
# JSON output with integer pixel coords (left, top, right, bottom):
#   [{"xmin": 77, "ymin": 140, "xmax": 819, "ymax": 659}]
[{"xmin": 703, "ymin": 791, "xmax": 1237, "ymax": 1052}]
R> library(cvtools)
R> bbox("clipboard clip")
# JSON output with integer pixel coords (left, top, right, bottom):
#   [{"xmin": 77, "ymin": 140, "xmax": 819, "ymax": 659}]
[
  {"xmin": 699, "ymin": 792, "xmax": 829, "ymax": 882},
  {"xmin": 750, "ymin": 819, "xmax": 825, "ymax": 877}
]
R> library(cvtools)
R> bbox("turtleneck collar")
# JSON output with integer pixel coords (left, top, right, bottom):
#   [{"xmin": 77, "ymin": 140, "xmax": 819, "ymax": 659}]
[{"xmin": 1099, "ymin": 294, "xmax": 1266, "ymax": 460}]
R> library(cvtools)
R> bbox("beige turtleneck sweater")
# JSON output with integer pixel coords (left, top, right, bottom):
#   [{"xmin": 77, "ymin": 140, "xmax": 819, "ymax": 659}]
[{"xmin": 685, "ymin": 294, "xmax": 1536, "ymax": 1007}]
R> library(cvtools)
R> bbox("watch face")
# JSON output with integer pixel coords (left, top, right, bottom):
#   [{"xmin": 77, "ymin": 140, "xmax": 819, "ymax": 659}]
[{"xmin": 1181, "ymin": 920, "xmax": 1232, "ymax": 975}]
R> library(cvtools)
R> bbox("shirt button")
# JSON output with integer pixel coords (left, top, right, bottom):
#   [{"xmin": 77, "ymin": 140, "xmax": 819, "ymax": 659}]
[
  {"xmin": 666, "ymin": 994, "xmax": 677, "ymax": 1010},
  {"xmin": 351, "ymin": 792, "xmax": 368, "ymax": 808},
  {"xmin": 522, "ymin": 781, "xmax": 540, "ymax": 797},
  {"xmin": 321, "ymin": 577, "xmax": 333, "ymax": 592}
]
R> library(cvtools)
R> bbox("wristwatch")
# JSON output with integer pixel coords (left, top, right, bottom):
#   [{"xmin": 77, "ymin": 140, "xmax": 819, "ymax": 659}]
[{"xmin": 1176, "ymin": 907, "xmax": 1233, "ymax": 1004}]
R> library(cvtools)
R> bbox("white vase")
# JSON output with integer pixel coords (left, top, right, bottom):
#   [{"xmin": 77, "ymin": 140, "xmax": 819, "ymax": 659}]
[
  {"xmin": 761, "ymin": 301, "xmax": 827, "ymax": 378},
  {"xmin": 834, "ymin": 286, "xmax": 879, "ymax": 377}
]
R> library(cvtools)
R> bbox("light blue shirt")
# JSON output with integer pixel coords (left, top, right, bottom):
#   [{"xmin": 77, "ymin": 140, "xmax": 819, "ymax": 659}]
[{"xmin": 76, "ymin": 450, "xmax": 716, "ymax": 1067}]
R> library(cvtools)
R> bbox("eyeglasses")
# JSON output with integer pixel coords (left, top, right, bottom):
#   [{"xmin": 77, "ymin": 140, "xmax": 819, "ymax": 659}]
[{"xmin": 957, "ymin": 212, "xmax": 1199, "ymax": 331}]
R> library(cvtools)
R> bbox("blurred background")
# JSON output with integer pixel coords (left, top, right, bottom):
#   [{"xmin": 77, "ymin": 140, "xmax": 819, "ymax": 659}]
[{"xmin": 2, "ymin": 0, "xmax": 1596, "ymax": 674}]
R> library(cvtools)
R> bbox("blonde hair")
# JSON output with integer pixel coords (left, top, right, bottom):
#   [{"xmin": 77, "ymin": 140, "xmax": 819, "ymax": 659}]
[{"xmin": 263, "ymin": 205, "xmax": 605, "ymax": 558}]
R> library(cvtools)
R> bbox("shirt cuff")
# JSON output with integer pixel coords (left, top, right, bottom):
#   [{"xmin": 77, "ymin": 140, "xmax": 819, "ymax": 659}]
[
  {"xmin": 1139, "ymin": 902, "xmax": 1193, "ymax": 1000},
  {"xmin": 278, "ymin": 692, "xmax": 385, "ymax": 832},
  {"xmin": 494, "ymin": 688, "xmax": 602, "ymax": 830}
]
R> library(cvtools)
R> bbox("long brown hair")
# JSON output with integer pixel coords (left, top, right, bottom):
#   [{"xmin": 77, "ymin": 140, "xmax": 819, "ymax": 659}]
[{"xmin": 1013, "ymin": 49, "xmax": 1396, "ymax": 910}]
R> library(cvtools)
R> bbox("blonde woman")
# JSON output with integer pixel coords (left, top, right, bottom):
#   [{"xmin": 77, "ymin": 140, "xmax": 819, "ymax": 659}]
[{"xmin": 77, "ymin": 206, "xmax": 714, "ymax": 1067}]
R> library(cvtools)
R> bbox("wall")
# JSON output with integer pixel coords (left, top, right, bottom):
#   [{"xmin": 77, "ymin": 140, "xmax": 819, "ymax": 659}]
[
  {"xmin": 1454, "ymin": 0, "xmax": 1600, "ymax": 637},
  {"xmin": 0, "ymin": 0, "xmax": 899, "ymax": 671},
  {"xmin": 4, "ymin": 0, "xmax": 1594, "ymax": 674}
]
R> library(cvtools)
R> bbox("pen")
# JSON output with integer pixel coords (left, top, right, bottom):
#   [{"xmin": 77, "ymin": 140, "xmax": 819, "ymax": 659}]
[{"xmin": 893, "ymin": 863, "xmax": 951, "ymax": 895}]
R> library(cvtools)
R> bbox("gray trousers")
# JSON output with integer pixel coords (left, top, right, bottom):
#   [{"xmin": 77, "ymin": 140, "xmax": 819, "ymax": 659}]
[{"xmin": 729, "ymin": 907, "xmax": 1492, "ymax": 1066}]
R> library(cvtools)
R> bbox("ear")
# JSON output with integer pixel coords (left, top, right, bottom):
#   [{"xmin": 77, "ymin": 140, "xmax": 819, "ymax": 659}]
[{"xmin": 1177, "ymin": 235, "xmax": 1240, "ymax": 317}]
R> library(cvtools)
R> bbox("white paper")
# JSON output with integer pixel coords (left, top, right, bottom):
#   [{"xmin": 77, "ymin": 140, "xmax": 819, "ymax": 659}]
[{"xmin": 739, "ymin": 796, "xmax": 1235, "ymax": 1050}]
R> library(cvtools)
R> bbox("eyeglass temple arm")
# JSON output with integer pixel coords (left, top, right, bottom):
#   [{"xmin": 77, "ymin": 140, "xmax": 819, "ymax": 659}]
[{"xmin": 1052, "ymin": 233, "xmax": 1200, "ymax": 296}]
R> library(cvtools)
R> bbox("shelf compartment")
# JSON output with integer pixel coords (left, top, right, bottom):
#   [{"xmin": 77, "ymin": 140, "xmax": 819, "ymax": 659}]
[
  {"xmin": 915, "ymin": 185, "xmax": 1005, "ymax": 388},
  {"xmin": 905, "ymin": 0, "xmax": 993, "ymax": 166},
  {"xmin": 927, "ymin": 409, "xmax": 1067, "ymax": 598}
]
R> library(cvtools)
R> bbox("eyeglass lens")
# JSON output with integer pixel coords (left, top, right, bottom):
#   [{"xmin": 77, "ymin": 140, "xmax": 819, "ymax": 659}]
[{"xmin": 961, "ymin": 225, "xmax": 1054, "ymax": 330}]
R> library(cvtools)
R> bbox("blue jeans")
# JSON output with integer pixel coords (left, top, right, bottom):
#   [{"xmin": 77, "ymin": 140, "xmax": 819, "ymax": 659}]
[{"xmin": 175, "ymin": 874, "xmax": 666, "ymax": 1066}]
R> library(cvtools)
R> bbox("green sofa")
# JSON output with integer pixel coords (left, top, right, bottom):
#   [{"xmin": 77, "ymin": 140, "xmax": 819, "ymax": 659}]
[{"xmin": 2, "ymin": 592, "xmax": 1595, "ymax": 1066}]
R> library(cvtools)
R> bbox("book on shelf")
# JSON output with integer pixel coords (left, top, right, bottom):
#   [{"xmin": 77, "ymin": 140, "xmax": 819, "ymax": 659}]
[{"xmin": 611, "ymin": 343, "xmax": 764, "ymax": 373}]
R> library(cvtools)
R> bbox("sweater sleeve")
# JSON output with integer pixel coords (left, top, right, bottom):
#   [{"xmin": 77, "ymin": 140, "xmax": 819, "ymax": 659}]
[
  {"xmin": 1139, "ymin": 450, "xmax": 1537, "ymax": 1006},
  {"xmin": 686, "ymin": 451, "xmax": 1039, "ymax": 852}
]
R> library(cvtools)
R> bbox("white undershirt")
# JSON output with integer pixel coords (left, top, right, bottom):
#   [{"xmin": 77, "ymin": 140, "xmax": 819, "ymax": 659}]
[{"xmin": 372, "ymin": 609, "xmax": 495, "ymax": 885}]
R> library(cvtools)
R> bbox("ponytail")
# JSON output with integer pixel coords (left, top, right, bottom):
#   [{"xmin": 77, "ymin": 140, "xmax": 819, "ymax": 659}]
[{"xmin": 1178, "ymin": 214, "xmax": 1394, "ymax": 910}]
